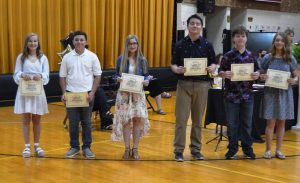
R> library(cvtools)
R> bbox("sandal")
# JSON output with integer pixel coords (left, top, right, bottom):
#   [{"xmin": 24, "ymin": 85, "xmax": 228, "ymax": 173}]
[
  {"xmin": 122, "ymin": 148, "xmax": 131, "ymax": 160},
  {"xmin": 161, "ymin": 92, "xmax": 171, "ymax": 98},
  {"xmin": 275, "ymin": 150, "xmax": 286, "ymax": 160},
  {"xmin": 22, "ymin": 147, "xmax": 31, "ymax": 158},
  {"xmin": 263, "ymin": 150, "xmax": 272, "ymax": 159},
  {"xmin": 157, "ymin": 109, "xmax": 166, "ymax": 115},
  {"xmin": 35, "ymin": 146, "xmax": 45, "ymax": 157},
  {"xmin": 132, "ymin": 148, "xmax": 139, "ymax": 160}
]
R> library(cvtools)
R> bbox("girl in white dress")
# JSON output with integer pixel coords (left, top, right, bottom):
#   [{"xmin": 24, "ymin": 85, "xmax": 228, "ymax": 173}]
[{"xmin": 13, "ymin": 33, "xmax": 49, "ymax": 158}]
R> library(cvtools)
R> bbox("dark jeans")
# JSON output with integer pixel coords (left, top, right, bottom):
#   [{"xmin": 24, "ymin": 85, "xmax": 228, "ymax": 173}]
[
  {"xmin": 67, "ymin": 100, "xmax": 94, "ymax": 150},
  {"xmin": 224, "ymin": 98, "xmax": 254, "ymax": 153}
]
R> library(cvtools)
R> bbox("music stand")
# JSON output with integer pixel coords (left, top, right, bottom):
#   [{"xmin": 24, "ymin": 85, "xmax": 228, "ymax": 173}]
[
  {"xmin": 205, "ymin": 78, "xmax": 228, "ymax": 151},
  {"xmin": 206, "ymin": 123, "xmax": 228, "ymax": 151}
]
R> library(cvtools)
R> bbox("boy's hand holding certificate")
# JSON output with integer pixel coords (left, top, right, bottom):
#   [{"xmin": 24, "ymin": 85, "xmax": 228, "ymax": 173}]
[
  {"xmin": 184, "ymin": 58, "xmax": 207, "ymax": 76},
  {"xmin": 230, "ymin": 63, "xmax": 254, "ymax": 81},
  {"xmin": 65, "ymin": 92, "xmax": 89, "ymax": 108},
  {"xmin": 119, "ymin": 73, "xmax": 144, "ymax": 93}
]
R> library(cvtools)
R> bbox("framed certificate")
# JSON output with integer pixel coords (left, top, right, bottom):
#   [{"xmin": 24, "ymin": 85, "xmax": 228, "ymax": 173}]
[
  {"xmin": 231, "ymin": 63, "xmax": 254, "ymax": 81},
  {"xmin": 119, "ymin": 73, "xmax": 144, "ymax": 93},
  {"xmin": 65, "ymin": 92, "xmax": 89, "ymax": 108},
  {"xmin": 184, "ymin": 58, "xmax": 207, "ymax": 76},
  {"xmin": 265, "ymin": 69, "xmax": 290, "ymax": 90},
  {"xmin": 20, "ymin": 79, "xmax": 43, "ymax": 96}
]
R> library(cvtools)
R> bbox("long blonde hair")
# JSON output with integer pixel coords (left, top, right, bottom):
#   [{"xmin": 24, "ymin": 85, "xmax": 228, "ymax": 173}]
[
  {"xmin": 269, "ymin": 32, "xmax": 292, "ymax": 64},
  {"xmin": 119, "ymin": 35, "xmax": 147, "ymax": 75},
  {"xmin": 21, "ymin": 33, "xmax": 43, "ymax": 63}
]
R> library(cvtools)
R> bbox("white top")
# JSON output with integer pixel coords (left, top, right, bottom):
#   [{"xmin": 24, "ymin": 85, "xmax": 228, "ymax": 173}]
[
  {"xmin": 13, "ymin": 54, "xmax": 49, "ymax": 115},
  {"xmin": 128, "ymin": 64, "xmax": 135, "ymax": 74},
  {"xmin": 59, "ymin": 49, "xmax": 102, "ymax": 92},
  {"xmin": 13, "ymin": 54, "xmax": 50, "ymax": 85}
]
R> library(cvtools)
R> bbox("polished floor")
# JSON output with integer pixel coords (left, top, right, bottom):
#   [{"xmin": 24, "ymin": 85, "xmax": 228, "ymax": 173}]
[{"xmin": 1, "ymin": 93, "xmax": 300, "ymax": 183}]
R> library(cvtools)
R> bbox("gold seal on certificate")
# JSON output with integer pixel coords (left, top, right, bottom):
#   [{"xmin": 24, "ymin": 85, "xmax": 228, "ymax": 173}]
[
  {"xmin": 231, "ymin": 63, "xmax": 254, "ymax": 81},
  {"xmin": 20, "ymin": 79, "xmax": 43, "ymax": 96},
  {"xmin": 184, "ymin": 58, "xmax": 207, "ymax": 76},
  {"xmin": 265, "ymin": 69, "xmax": 290, "ymax": 90},
  {"xmin": 65, "ymin": 92, "xmax": 89, "ymax": 108},
  {"xmin": 119, "ymin": 73, "xmax": 144, "ymax": 93}
]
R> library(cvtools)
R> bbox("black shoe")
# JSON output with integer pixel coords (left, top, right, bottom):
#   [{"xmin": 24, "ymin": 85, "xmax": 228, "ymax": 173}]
[
  {"xmin": 174, "ymin": 153, "xmax": 184, "ymax": 162},
  {"xmin": 101, "ymin": 125, "xmax": 112, "ymax": 130},
  {"xmin": 243, "ymin": 151, "xmax": 256, "ymax": 159},
  {"xmin": 225, "ymin": 150, "xmax": 237, "ymax": 160},
  {"xmin": 191, "ymin": 152, "xmax": 204, "ymax": 160}
]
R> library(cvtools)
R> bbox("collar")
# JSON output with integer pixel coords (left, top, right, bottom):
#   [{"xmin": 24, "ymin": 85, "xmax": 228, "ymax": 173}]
[
  {"xmin": 185, "ymin": 35, "xmax": 202, "ymax": 43},
  {"xmin": 71, "ymin": 48, "xmax": 87, "ymax": 56},
  {"xmin": 232, "ymin": 47, "xmax": 250, "ymax": 56}
]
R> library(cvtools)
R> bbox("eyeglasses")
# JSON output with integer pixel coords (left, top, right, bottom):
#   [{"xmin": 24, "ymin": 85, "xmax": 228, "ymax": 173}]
[{"xmin": 128, "ymin": 42, "xmax": 138, "ymax": 46}]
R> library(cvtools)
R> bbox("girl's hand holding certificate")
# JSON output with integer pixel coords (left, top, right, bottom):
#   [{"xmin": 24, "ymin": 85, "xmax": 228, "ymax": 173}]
[{"xmin": 287, "ymin": 77, "xmax": 298, "ymax": 85}]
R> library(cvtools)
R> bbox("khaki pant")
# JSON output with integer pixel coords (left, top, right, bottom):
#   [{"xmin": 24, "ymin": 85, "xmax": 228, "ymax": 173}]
[{"xmin": 173, "ymin": 80, "xmax": 210, "ymax": 153}]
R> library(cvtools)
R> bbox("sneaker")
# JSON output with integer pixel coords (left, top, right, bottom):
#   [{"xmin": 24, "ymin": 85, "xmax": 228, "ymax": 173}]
[
  {"xmin": 243, "ymin": 151, "xmax": 256, "ymax": 159},
  {"xmin": 65, "ymin": 148, "xmax": 80, "ymax": 158},
  {"xmin": 191, "ymin": 152, "xmax": 204, "ymax": 160},
  {"xmin": 225, "ymin": 150, "xmax": 237, "ymax": 160},
  {"xmin": 174, "ymin": 152, "xmax": 184, "ymax": 162},
  {"xmin": 263, "ymin": 150, "xmax": 272, "ymax": 159},
  {"xmin": 83, "ymin": 148, "xmax": 95, "ymax": 159},
  {"xmin": 275, "ymin": 150, "xmax": 286, "ymax": 160},
  {"xmin": 22, "ymin": 147, "xmax": 31, "ymax": 158},
  {"xmin": 34, "ymin": 146, "xmax": 45, "ymax": 157}
]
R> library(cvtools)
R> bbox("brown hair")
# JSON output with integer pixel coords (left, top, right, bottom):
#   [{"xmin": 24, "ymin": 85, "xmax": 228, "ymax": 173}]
[
  {"xmin": 269, "ymin": 32, "xmax": 292, "ymax": 64},
  {"xmin": 231, "ymin": 25, "xmax": 248, "ymax": 38},
  {"xmin": 21, "ymin": 33, "xmax": 43, "ymax": 63}
]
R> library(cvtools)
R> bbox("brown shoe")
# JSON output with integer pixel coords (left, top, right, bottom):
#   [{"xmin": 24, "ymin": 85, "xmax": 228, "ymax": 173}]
[
  {"xmin": 132, "ymin": 148, "xmax": 139, "ymax": 160},
  {"xmin": 122, "ymin": 148, "xmax": 131, "ymax": 160}
]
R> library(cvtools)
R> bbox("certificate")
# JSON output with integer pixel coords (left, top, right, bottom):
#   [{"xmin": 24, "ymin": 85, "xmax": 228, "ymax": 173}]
[
  {"xmin": 20, "ymin": 79, "xmax": 43, "ymax": 96},
  {"xmin": 231, "ymin": 63, "xmax": 254, "ymax": 81},
  {"xmin": 119, "ymin": 73, "xmax": 144, "ymax": 93},
  {"xmin": 265, "ymin": 69, "xmax": 290, "ymax": 90},
  {"xmin": 65, "ymin": 92, "xmax": 89, "ymax": 108},
  {"xmin": 184, "ymin": 58, "xmax": 207, "ymax": 76}
]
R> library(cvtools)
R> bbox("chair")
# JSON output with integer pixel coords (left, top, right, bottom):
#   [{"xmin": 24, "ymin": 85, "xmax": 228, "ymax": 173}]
[{"xmin": 144, "ymin": 91, "xmax": 156, "ymax": 112}]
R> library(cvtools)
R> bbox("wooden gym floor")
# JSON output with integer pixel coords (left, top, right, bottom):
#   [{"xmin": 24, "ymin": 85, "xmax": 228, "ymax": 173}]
[{"xmin": 1, "ymin": 92, "xmax": 300, "ymax": 183}]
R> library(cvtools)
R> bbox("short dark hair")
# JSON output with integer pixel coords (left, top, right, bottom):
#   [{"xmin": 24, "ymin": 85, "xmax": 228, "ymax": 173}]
[
  {"xmin": 284, "ymin": 28, "xmax": 294, "ymax": 36},
  {"xmin": 187, "ymin": 14, "xmax": 203, "ymax": 26},
  {"xmin": 72, "ymin": 31, "xmax": 87, "ymax": 41},
  {"xmin": 231, "ymin": 25, "xmax": 248, "ymax": 38}
]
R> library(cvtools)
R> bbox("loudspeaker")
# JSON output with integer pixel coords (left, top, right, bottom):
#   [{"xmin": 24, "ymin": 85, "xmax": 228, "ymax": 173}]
[{"xmin": 197, "ymin": 0, "xmax": 215, "ymax": 14}]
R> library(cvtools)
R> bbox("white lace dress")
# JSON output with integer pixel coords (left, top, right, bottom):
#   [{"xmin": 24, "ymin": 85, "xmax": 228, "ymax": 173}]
[{"xmin": 13, "ymin": 54, "xmax": 50, "ymax": 115}]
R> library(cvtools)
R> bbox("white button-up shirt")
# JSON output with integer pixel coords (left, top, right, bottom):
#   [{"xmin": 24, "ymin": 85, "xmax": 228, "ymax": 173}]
[{"xmin": 59, "ymin": 49, "xmax": 102, "ymax": 92}]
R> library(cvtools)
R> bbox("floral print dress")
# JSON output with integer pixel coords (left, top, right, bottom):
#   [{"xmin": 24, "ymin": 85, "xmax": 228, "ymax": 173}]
[{"xmin": 111, "ymin": 90, "xmax": 150, "ymax": 141}]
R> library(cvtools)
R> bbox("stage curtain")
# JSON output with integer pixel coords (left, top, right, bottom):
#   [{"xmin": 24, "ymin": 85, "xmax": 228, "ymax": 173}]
[{"xmin": 0, "ymin": 0, "xmax": 174, "ymax": 74}]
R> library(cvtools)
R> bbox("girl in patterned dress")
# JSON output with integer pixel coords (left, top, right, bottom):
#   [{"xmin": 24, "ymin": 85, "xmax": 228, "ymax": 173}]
[
  {"xmin": 13, "ymin": 33, "xmax": 49, "ymax": 158},
  {"xmin": 260, "ymin": 32, "xmax": 298, "ymax": 159},
  {"xmin": 111, "ymin": 35, "xmax": 150, "ymax": 160}
]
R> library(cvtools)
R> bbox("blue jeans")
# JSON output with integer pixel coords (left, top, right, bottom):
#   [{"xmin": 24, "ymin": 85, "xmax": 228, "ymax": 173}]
[
  {"xmin": 67, "ymin": 101, "xmax": 94, "ymax": 150},
  {"xmin": 224, "ymin": 98, "xmax": 254, "ymax": 153}
]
